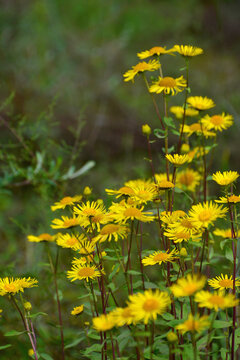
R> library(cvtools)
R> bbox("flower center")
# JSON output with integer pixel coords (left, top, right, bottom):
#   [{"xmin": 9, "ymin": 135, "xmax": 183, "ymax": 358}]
[
  {"xmin": 134, "ymin": 62, "xmax": 149, "ymax": 71},
  {"xmin": 60, "ymin": 196, "xmax": 73, "ymax": 205},
  {"xmin": 209, "ymin": 295, "xmax": 225, "ymax": 306},
  {"xmin": 83, "ymin": 208, "xmax": 98, "ymax": 217},
  {"xmin": 66, "ymin": 237, "xmax": 78, "ymax": 246},
  {"xmin": 78, "ymin": 267, "xmax": 95, "ymax": 277},
  {"xmin": 176, "ymin": 232, "xmax": 190, "ymax": 240},
  {"xmin": 122, "ymin": 308, "xmax": 133, "ymax": 318},
  {"xmin": 190, "ymin": 123, "xmax": 201, "ymax": 132},
  {"xmin": 210, "ymin": 115, "xmax": 223, "ymax": 125},
  {"xmin": 143, "ymin": 298, "xmax": 159, "ymax": 312},
  {"xmin": 124, "ymin": 207, "xmax": 142, "ymax": 218},
  {"xmin": 119, "ymin": 187, "xmax": 135, "ymax": 195},
  {"xmin": 218, "ymin": 279, "xmax": 233, "ymax": 288},
  {"xmin": 100, "ymin": 224, "xmax": 120, "ymax": 235},
  {"xmin": 180, "ymin": 219, "xmax": 193, "ymax": 229},
  {"xmin": 185, "ymin": 319, "xmax": 197, "ymax": 331},
  {"xmin": 179, "ymin": 173, "xmax": 194, "ymax": 186},
  {"xmin": 92, "ymin": 214, "xmax": 104, "ymax": 223},
  {"xmin": 39, "ymin": 233, "xmax": 52, "ymax": 241},
  {"xmin": 228, "ymin": 195, "xmax": 240, "ymax": 203},
  {"xmin": 64, "ymin": 219, "xmax": 78, "ymax": 227},
  {"xmin": 198, "ymin": 210, "xmax": 212, "ymax": 222},
  {"xmin": 153, "ymin": 252, "xmax": 169, "ymax": 262},
  {"xmin": 158, "ymin": 180, "xmax": 174, "ymax": 189},
  {"xmin": 184, "ymin": 283, "xmax": 198, "ymax": 295},
  {"xmin": 150, "ymin": 46, "xmax": 165, "ymax": 55},
  {"xmin": 159, "ymin": 77, "xmax": 176, "ymax": 88},
  {"xmin": 4, "ymin": 284, "xmax": 16, "ymax": 292}
]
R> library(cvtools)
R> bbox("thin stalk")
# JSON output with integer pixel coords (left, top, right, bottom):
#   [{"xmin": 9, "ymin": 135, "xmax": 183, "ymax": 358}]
[
  {"xmin": 125, "ymin": 220, "xmax": 134, "ymax": 294},
  {"xmin": 190, "ymin": 331, "xmax": 197, "ymax": 360}
]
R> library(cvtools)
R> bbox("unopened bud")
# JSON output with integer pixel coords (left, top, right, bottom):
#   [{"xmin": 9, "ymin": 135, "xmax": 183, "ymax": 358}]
[
  {"xmin": 180, "ymin": 247, "xmax": 188, "ymax": 258},
  {"xmin": 28, "ymin": 349, "xmax": 34, "ymax": 357},
  {"xmin": 167, "ymin": 331, "xmax": 178, "ymax": 343},
  {"xmin": 83, "ymin": 186, "xmax": 92, "ymax": 196},
  {"xmin": 181, "ymin": 143, "xmax": 190, "ymax": 153},
  {"xmin": 24, "ymin": 302, "xmax": 32, "ymax": 311},
  {"xmin": 142, "ymin": 124, "xmax": 151, "ymax": 137}
]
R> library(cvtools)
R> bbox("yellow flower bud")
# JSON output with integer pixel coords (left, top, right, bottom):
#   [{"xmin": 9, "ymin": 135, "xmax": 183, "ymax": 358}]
[
  {"xmin": 83, "ymin": 186, "xmax": 92, "ymax": 196},
  {"xmin": 167, "ymin": 331, "xmax": 178, "ymax": 343},
  {"xmin": 28, "ymin": 349, "xmax": 34, "ymax": 357},
  {"xmin": 96, "ymin": 199, "xmax": 104, "ymax": 205},
  {"xmin": 180, "ymin": 247, "xmax": 188, "ymax": 257},
  {"xmin": 142, "ymin": 124, "xmax": 151, "ymax": 136},
  {"xmin": 24, "ymin": 302, "xmax": 32, "ymax": 311},
  {"xmin": 181, "ymin": 143, "xmax": 190, "ymax": 153}
]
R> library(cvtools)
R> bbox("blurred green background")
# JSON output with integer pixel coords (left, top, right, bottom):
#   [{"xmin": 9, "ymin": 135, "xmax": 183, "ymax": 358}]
[{"xmin": 0, "ymin": 0, "xmax": 240, "ymax": 358}]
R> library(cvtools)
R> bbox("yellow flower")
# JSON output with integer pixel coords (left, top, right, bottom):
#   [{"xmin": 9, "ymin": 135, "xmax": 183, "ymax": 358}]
[
  {"xmin": 28, "ymin": 349, "xmax": 34, "ymax": 357},
  {"xmin": 56, "ymin": 233, "xmax": 93, "ymax": 253},
  {"xmin": 187, "ymin": 146, "xmax": 210, "ymax": 161},
  {"xmin": 160, "ymin": 210, "xmax": 186, "ymax": 226},
  {"xmin": 110, "ymin": 306, "xmax": 135, "ymax": 327},
  {"xmin": 179, "ymin": 247, "xmax": 188, "ymax": 257},
  {"xmin": 123, "ymin": 60, "xmax": 160, "ymax": 82},
  {"xmin": 24, "ymin": 302, "xmax": 32, "ymax": 311},
  {"xmin": 83, "ymin": 186, "xmax": 92, "ymax": 196},
  {"xmin": 51, "ymin": 216, "xmax": 80, "ymax": 229},
  {"xmin": 110, "ymin": 202, "xmax": 155, "ymax": 224},
  {"xmin": 212, "ymin": 171, "xmax": 239, "ymax": 186},
  {"xmin": 189, "ymin": 201, "xmax": 227, "ymax": 229},
  {"xmin": 173, "ymin": 45, "xmax": 203, "ymax": 57},
  {"xmin": 137, "ymin": 46, "xmax": 175, "ymax": 59},
  {"xmin": 128, "ymin": 289, "xmax": 171, "ymax": 324},
  {"xmin": 167, "ymin": 216, "xmax": 197, "ymax": 236},
  {"xmin": 130, "ymin": 184, "xmax": 158, "ymax": 204},
  {"xmin": 0, "ymin": 277, "xmax": 38, "ymax": 296},
  {"xmin": 215, "ymin": 195, "xmax": 240, "ymax": 204},
  {"xmin": 125, "ymin": 178, "xmax": 153, "ymax": 188},
  {"xmin": 181, "ymin": 143, "xmax": 190, "ymax": 153},
  {"xmin": 213, "ymin": 228, "xmax": 239, "ymax": 239},
  {"xmin": 176, "ymin": 313, "xmax": 209, "ymax": 334},
  {"xmin": 170, "ymin": 274, "xmax": 206, "ymax": 298},
  {"xmin": 156, "ymin": 180, "xmax": 175, "ymax": 190},
  {"xmin": 195, "ymin": 290, "xmax": 239, "ymax": 311},
  {"xmin": 51, "ymin": 195, "xmax": 82, "ymax": 211},
  {"xmin": 92, "ymin": 314, "xmax": 115, "ymax": 331},
  {"xmin": 176, "ymin": 169, "xmax": 201, "ymax": 192},
  {"xmin": 142, "ymin": 248, "xmax": 179, "ymax": 266},
  {"xmin": 187, "ymin": 96, "xmax": 215, "ymax": 110},
  {"xmin": 170, "ymin": 106, "xmax": 199, "ymax": 119},
  {"xmin": 208, "ymin": 274, "xmax": 240, "ymax": 291},
  {"xmin": 67, "ymin": 264, "xmax": 101, "ymax": 282},
  {"xmin": 27, "ymin": 233, "xmax": 55, "ymax": 243},
  {"xmin": 165, "ymin": 154, "xmax": 190, "ymax": 166},
  {"xmin": 106, "ymin": 186, "xmax": 135, "ymax": 198},
  {"xmin": 93, "ymin": 224, "xmax": 129, "ymax": 243},
  {"xmin": 149, "ymin": 76, "xmax": 187, "ymax": 96},
  {"xmin": 201, "ymin": 113, "xmax": 233, "ymax": 132},
  {"xmin": 182, "ymin": 123, "xmax": 216, "ymax": 138},
  {"xmin": 74, "ymin": 201, "xmax": 109, "ymax": 231},
  {"xmin": 142, "ymin": 124, "xmax": 151, "ymax": 136},
  {"xmin": 71, "ymin": 305, "xmax": 84, "ymax": 316},
  {"xmin": 164, "ymin": 228, "xmax": 191, "ymax": 243}
]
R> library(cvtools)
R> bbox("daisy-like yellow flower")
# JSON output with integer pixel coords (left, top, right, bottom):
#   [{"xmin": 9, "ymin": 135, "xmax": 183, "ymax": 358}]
[
  {"xmin": 142, "ymin": 248, "xmax": 179, "ymax": 266},
  {"xmin": 74, "ymin": 201, "xmax": 109, "ymax": 231},
  {"xmin": 27, "ymin": 233, "xmax": 55, "ymax": 243},
  {"xmin": 156, "ymin": 180, "xmax": 175, "ymax": 190},
  {"xmin": 208, "ymin": 274, "xmax": 240, "ymax": 291},
  {"xmin": 92, "ymin": 314, "xmax": 115, "ymax": 332},
  {"xmin": 187, "ymin": 96, "xmax": 215, "ymax": 111},
  {"xmin": 125, "ymin": 179, "xmax": 153, "ymax": 188},
  {"xmin": 187, "ymin": 146, "xmax": 210, "ymax": 161},
  {"xmin": 56, "ymin": 233, "xmax": 91, "ymax": 252},
  {"xmin": 160, "ymin": 210, "xmax": 186, "ymax": 226},
  {"xmin": 164, "ymin": 228, "xmax": 191, "ymax": 243},
  {"xmin": 195, "ymin": 290, "xmax": 239, "ymax": 311},
  {"xmin": 168, "ymin": 216, "xmax": 196, "ymax": 234},
  {"xmin": 67, "ymin": 264, "xmax": 101, "ymax": 282},
  {"xmin": 123, "ymin": 60, "xmax": 160, "ymax": 82},
  {"xmin": 71, "ymin": 305, "xmax": 84, "ymax": 316},
  {"xmin": 93, "ymin": 224, "xmax": 129, "ymax": 243},
  {"xmin": 201, "ymin": 113, "xmax": 233, "ymax": 132},
  {"xmin": 173, "ymin": 45, "xmax": 203, "ymax": 57},
  {"xmin": 106, "ymin": 186, "xmax": 135, "ymax": 198},
  {"xmin": 128, "ymin": 289, "xmax": 171, "ymax": 324},
  {"xmin": 165, "ymin": 154, "xmax": 190, "ymax": 166},
  {"xmin": 213, "ymin": 228, "xmax": 239, "ymax": 239},
  {"xmin": 137, "ymin": 46, "xmax": 175, "ymax": 59},
  {"xmin": 170, "ymin": 274, "xmax": 206, "ymax": 298},
  {"xmin": 212, "ymin": 171, "xmax": 239, "ymax": 186},
  {"xmin": 110, "ymin": 202, "xmax": 155, "ymax": 224},
  {"xmin": 51, "ymin": 195, "xmax": 82, "ymax": 211},
  {"xmin": 0, "ymin": 277, "xmax": 38, "ymax": 296},
  {"xmin": 51, "ymin": 216, "xmax": 80, "ymax": 229},
  {"xmin": 149, "ymin": 76, "xmax": 187, "ymax": 96},
  {"xmin": 176, "ymin": 169, "xmax": 201, "ymax": 192},
  {"xmin": 182, "ymin": 123, "xmax": 216, "ymax": 138},
  {"xmin": 215, "ymin": 195, "xmax": 240, "ymax": 204},
  {"xmin": 189, "ymin": 201, "xmax": 227, "ymax": 229},
  {"xmin": 110, "ymin": 306, "xmax": 135, "ymax": 327},
  {"xmin": 170, "ymin": 106, "xmax": 199, "ymax": 119},
  {"xmin": 130, "ymin": 184, "xmax": 158, "ymax": 204},
  {"xmin": 176, "ymin": 313, "xmax": 209, "ymax": 334}
]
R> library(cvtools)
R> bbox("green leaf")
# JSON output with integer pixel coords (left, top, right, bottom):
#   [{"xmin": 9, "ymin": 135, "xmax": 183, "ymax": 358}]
[
  {"xmin": 213, "ymin": 320, "xmax": 231, "ymax": 329},
  {"xmin": 163, "ymin": 116, "xmax": 175, "ymax": 128},
  {"xmin": 161, "ymin": 313, "xmax": 174, "ymax": 320},
  {"xmin": 28, "ymin": 312, "xmax": 48, "ymax": 319},
  {"xmin": 64, "ymin": 337, "xmax": 84, "ymax": 349},
  {"xmin": 0, "ymin": 344, "xmax": 12, "ymax": 350},
  {"xmin": 127, "ymin": 270, "xmax": 141, "ymax": 276},
  {"xmin": 84, "ymin": 343, "xmax": 103, "ymax": 355},
  {"xmin": 225, "ymin": 247, "xmax": 233, "ymax": 263},
  {"xmin": 154, "ymin": 128, "xmax": 166, "ymax": 139},
  {"xmin": 4, "ymin": 330, "xmax": 26, "ymax": 337},
  {"xmin": 40, "ymin": 354, "xmax": 54, "ymax": 360}
]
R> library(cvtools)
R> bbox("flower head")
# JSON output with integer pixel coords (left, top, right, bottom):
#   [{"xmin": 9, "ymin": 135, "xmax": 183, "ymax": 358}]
[
  {"xmin": 176, "ymin": 313, "xmax": 209, "ymax": 334},
  {"xmin": 27, "ymin": 233, "xmax": 55, "ymax": 243},
  {"xmin": 67, "ymin": 264, "xmax": 101, "ymax": 282},
  {"xmin": 110, "ymin": 202, "xmax": 155, "ymax": 224},
  {"xmin": 165, "ymin": 154, "xmax": 190, "ymax": 166},
  {"xmin": 195, "ymin": 290, "xmax": 239, "ymax": 311},
  {"xmin": 123, "ymin": 60, "xmax": 160, "ymax": 82},
  {"xmin": 170, "ymin": 274, "xmax": 206, "ymax": 298},
  {"xmin": 170, "ymin": 106, "xmax": 199, "ymax": 119},
  {"xmin": 51, "ymin": 216, "xmax": 80, "ymax": 229},
  {"xmin": 176, "ymin": 169, "xmax": 201, "ymax": 192},
  {"xmin": 110, "ymin": 306, "xmax": 135, "ymax": 327},
  {"xmin": 173, "ymin": 45, "xmax": 203, "ymax": 57},
  {"xmin": 92, "ymin": 314, "xmax": 115, "ymax": 331},
  {"xmin": 51, "ymin": 195, "xmax": 82, "ymax": 211},
  {"xmin": 187, "ymin": 96, "xmax": 215, "ymax": 111},
  {"xmin": 137, "ymin": 46, "xmax": 175, "ymax": 59},
  {"xmin": 201, "ymin": 113, "xmax": 233, "ymax": 132},
  {"xmin": 142, "ymin": 124, "xmax": 151, "ymax": 136},
  {"xmin": 93, "ymin": 224, "xmax": 129, "ymax": 243},
  {"xmin": 189, "ymin": 201, "xmax": 227, "ymax": 229},
  {"xmin": 215, "ymin": 195, "xmax": 240, "ymax": 204},
  {"xmin": 71, "ymin": 305, "xmax": 84, "ymax": 316},
  {"xmin": 208, "ymin": 274, "xmax": 240, "ymax": 291},
  {"xmin": 0, "ymin": 277, "xmax": 38, "ymax": 296},
  {"xmin": 212, "ymin": 171, "xmax": 239, "ymax": 186},
  {"xmin": 142, "ymin": 249, "xmax": 179, "ymax": 266},
  {"xmin": 149, "ymin": 76, "xmax": 187, "ymax": 96},
  {"xmin": 128, "ymin": 289, "xmax": 171, "ymax": 324}
]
